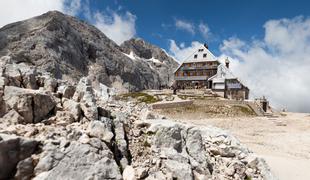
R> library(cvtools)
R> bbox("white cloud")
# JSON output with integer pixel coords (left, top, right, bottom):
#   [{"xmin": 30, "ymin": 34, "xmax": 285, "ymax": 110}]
[
  {"xmin": 199, "ymin": 22, "xmax": 211, "ymax": 39},
  {"xmin": 175, "ymin": 19, "xmax": 195, "ymax": 35},
  {"xmin": 0, "ymin": 0, "xmax": 81, "ymax": 28},
  {"xmin": 63, "ymin": 0, "xmax": 81, "ymax": 16},
  {"xmin": 168, "ymin": 40, "xmax": 203, "ymax": 62},
  {"xmin": 92, "ymin": 10, "xmax": 136, "ymax": 45},
  {"xmin": 220, "ymin": 17, "xmax": 310, "ymax": 112}
]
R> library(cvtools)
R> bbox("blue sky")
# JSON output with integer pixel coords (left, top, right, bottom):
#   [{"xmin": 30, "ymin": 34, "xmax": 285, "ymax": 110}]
[
  {"xmin": 76, "ymin": 0, "xmax": 310, "ymax": 55},
  {"xmin": 1, "ymin": 0, "xmax": 310, "ymax": 112}
]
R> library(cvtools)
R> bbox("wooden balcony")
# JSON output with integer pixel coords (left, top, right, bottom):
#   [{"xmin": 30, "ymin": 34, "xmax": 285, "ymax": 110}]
[
  {"xmin": 180, "ymin": 65, "xmax": 218, "ymax": 70},
  {"xmin": 174, "ymin": 76, "xmax": 208, "ymax": 81}
]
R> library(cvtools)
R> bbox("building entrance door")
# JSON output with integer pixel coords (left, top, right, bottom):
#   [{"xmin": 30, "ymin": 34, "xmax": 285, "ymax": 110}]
[{"xmin": 208, "ymin": 80, "xmax": 212, "ymax": 89}]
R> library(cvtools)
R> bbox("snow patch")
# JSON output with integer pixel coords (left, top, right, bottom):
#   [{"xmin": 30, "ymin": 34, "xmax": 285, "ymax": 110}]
[
  {"xmin": 148, "ymin": 57, "xmax": 162, "ymax": 64},
  {"xmin": 123, "ymin": 51, "xmax": 136, "ymax": 60}
]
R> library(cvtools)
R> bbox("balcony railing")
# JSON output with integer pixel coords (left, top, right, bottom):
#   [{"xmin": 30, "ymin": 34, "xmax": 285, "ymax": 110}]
[
  {"xmin": 174, "ymin": 76, "xmax": 208, "ymax": 81},
  {"xmin": 181, "ymin": 65, "xmax": 218, "ymax": 70}
]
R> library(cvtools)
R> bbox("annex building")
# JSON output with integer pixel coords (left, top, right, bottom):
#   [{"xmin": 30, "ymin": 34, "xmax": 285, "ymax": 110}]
[{"xmin": 174, "ymin": 44, "xmax": 249, "ymax": 100}]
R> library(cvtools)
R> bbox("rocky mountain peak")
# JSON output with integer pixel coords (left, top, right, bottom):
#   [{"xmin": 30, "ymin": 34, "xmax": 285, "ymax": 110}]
[{"xmin": 0, "ymin": 11, "xmax": 178, "ymax": 91}]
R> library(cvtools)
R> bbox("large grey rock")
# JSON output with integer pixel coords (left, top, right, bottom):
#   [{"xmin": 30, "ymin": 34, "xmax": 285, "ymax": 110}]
[
  {"xmin": 186, "ymin": 127, "xmax": 211, "ymax": 176},
  {"xmin": 123, "ymin": 166, "xmax": 136, "ymax": 180},
  {"xmin": 14, "ymin": 157, "xmax": 35, "ymax": 180},
  {"xmin": 1, "ymin": 109, "xmax": 24, "ymax": 124},
  {"xmin": 62, "ymin": 98, "xmax": 81, "ymax": 121},
  {"xmin": 3, "ymin": 86, "xmax": 56, "ymax": 123},
  {"xmin": 0, "ymin": 134, "xmax": 38, "ymax": 179},
  {"xmin": 17, "ymin": 63, "xmax": 39, "ymax": 89},
  {"xmin": 163, "ymin": 159, "xmax": 193, "ymax": 180},
  {"xmin": 1, "ymin": 63, "xmax": 38, "ymax": 89},
  {"xmin": 35, "ymin": 141, "xmax": 122, "ymax": 180},
  {"xmin": 113, "ymin": 112, "xmax": 130, "ymax": 168},
  {"xmin": 57, "ymin": 85, "xmax": 75, "ymax": 99},
  {"xmin": 3, "ymin": 63, "xmax": 22, "ymax": 87},
  {"xmin": 153, "ymin": 124, "xmax": 184, "ymax": 153},
  {"xmin": 86, "ymin": 120, "xmax": 114, "ymax": 143},
  {"xmin": 73, "ymin": 77, "xmax": 98, "ymax": 120}
]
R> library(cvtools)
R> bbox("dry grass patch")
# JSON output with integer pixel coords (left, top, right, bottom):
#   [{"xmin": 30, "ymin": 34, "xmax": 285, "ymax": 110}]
[{"xmin": 116, "ymin": 92, "xmax": 159, "ymax": 104}]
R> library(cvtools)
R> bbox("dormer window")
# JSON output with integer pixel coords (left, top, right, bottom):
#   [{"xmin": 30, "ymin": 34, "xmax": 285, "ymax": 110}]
[
  {"xmin": 203, "ymin": 53, "xmax": 207, "ymax": 58},
  {"xmin": 194, "ymin": 54, "xmax": 198, "ymax": 59}
]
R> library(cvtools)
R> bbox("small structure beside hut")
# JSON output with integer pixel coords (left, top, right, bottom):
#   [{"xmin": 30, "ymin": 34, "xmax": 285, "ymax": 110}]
[{"xmin": 174, "ymin": 44, "xmax": 249, "ymax": 100}]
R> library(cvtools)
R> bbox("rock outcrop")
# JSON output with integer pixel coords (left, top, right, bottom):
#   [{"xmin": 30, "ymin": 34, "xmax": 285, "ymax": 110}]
[
  {"xmin": 0, "ymin": 133, "xmax": 38, "ymax": 179},
  {"xmin": 0, "ymin": 63, "xmax": 277, "ymax": 179},
  {"xmin": 120, "ymin": 38, "xmax": 179, "ymax": 87},
  {"xmin": 128, "ymin": 119, "xmax": 276, "ymax": 180},
  {"xmin": 0, "ymin": 11, "xmax": 179, "ymax": 91},
  {"xmin": 4, "ymin": 86, "xmax": 56, "ymax": 124}
]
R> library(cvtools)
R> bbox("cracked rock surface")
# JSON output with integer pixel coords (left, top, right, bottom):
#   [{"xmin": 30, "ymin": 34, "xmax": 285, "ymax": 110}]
[{"xmin": 0, "ymin": 67, "xmax": 277, "ymax": 179}]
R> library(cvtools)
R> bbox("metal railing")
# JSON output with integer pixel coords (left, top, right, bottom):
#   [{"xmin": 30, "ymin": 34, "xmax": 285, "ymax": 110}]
[
  {"xmin": 180, "ymin": 65, "xmax": 218, "ymax": 70},
  {"xmin": 174, "ymin": 76, "xmax": 208, "ymax": 81}
]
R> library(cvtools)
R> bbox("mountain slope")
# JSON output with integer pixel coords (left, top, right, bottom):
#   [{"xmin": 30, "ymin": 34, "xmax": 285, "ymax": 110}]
[
  {"xmin": 120, "ymin": 38, "xmax": 179, "ymax": 87},
  {"xmin": 0, "ymin": 11, "xmax": 177, "ymax": 91}
]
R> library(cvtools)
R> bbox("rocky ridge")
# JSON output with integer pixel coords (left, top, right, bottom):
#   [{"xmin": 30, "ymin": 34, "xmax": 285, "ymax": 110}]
[
  {"xmin": 0, "ymin": 59, "xmax": 276, "ymax": 179},
  {"xmin": 0, "ymin": 11, "xmax": 178, "ymax": 92},
  {"xmin": 120, "ymin": 38, "xmax": 179, "ymax": 87}
]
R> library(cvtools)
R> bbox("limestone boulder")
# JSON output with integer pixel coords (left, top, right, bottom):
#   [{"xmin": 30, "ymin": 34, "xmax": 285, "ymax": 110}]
[
  {"xmin": 18, "ymin": 63, "xmax": 39, "ymax": 89},
  {"xmin": 163, "ymin": 159, "xmax": 193, "ymax": 180},
  {"xmin": 86, "ymin": 119, "xmax": 114, "ymax": 143},
  {"xmin": 43, "ymin": 76, "xmax": 58, "ymax": 92},
  {"xmin": 14, "ymin": 157, "xmax": 35, "ymax": 180},
  {"xmin": 62, "ymin": 98, "xmax": 82, "ymax": 121},
  {"xmin": 34, "ymin": 141, "xmax": 122, "ymax": 180},
  {"xmin": 123, "ymin": 166, "xmax": 136, "ymax": 180},
  {"xmin": 3, "ymin": 86, "xmax": 56, "ymax": 123},
  {"xmin": 113, "ymin": 112, "xmax": 130, "ymax": 168},
  {"xmin": 0, "ymin": 133, "xmax": 38, "ymax": 179},
  {"xmin": 1, "ymin": 109, "xmax": 24, "ymax": 124},
  {"xmin": 3, "ymin": 64, "xmax": 22, "ymax": 87},
  {"xmin": 73, "ymin": 77, "xmax": 98, "ymax": 120},
  {"xmin": 57, "ymin": 85, "xmax": 75, "ymax": 99}
]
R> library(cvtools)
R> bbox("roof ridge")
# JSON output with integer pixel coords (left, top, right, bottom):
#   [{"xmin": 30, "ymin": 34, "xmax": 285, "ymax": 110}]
[{"xmin": 183, "ymin": 44, "xmax": 217, "ymax": 63}]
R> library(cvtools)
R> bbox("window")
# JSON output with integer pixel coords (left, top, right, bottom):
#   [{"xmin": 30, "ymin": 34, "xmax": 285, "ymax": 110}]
[
  {"xmin": 203, "ymin": 53, "xmax": 207, "ymax": 58},
  {"xmin": 194, "ymin": 54, "xmax": 198, "ymax": 59},
  {"xmin": 198, "ymin": 49, "xmax": 204, "ymax": 52}
]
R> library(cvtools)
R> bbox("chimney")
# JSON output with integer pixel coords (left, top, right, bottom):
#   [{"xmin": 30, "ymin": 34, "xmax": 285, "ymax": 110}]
[
  {"xmin": 225, "ymin": 57, "xmax": 230, "ymax": 68},
  {"xmin": 204, "ymin": 43, "xmax": 208, "ymax": 49}
]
